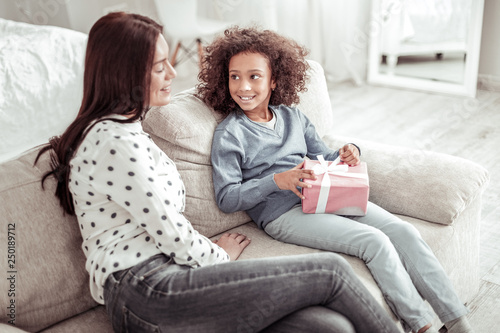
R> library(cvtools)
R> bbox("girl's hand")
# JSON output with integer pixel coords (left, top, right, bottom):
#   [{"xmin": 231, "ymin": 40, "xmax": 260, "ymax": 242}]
[
  {"xmin": 213, "ymin": 233, "xmax": 251, "ymax": 261},
  {"xmin": 274, "ymin": 161, "xmax": 317, "ymax": 200},
  {"xmin": 339, "ymin": 144, "xmax": 360, "ymax": 166}
]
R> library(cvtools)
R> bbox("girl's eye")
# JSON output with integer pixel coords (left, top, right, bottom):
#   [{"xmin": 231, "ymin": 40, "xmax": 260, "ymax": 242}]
[
  {"xmin": 230, "ymin": 74, "xmax": 239, "ymax": 80},
  {"xmin": 156, "ymin": 67, "xmax": 164, "ymax": 73},
  {"xmin": 251, "ymin": 74, "xmax": 260, "ymax": 79}
]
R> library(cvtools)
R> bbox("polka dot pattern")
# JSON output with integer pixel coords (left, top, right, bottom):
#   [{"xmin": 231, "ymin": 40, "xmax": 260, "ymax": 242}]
[{"xmin": 68, "ymin": 117, "xmax": 230, "ymax": 305}]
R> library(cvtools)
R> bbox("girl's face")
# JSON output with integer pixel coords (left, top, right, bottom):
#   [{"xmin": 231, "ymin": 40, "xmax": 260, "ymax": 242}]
[
  {"xmin": 228, "ymin": 52, "xmax": 276, "ymax": 116},
  {"xmin": 149, "ymin": 34, "xmax": 176, "ymax": 107}
]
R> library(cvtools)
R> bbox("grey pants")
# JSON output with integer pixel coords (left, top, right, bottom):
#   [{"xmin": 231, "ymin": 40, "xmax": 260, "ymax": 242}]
[
  {"xmin": 265, "ymin": 202, "xmax": 469, "ymax": 332},
  {"xmin": 103, "ymin": 252, "xmax": 399, "ymax": 333}
]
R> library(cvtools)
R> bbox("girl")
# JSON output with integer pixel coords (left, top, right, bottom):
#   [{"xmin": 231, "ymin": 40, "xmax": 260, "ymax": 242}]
[
  {"xmin": 199, "ymin": 26, "xmax": 473, "ymax": 333},
  {"xmin": 36, "ymin": 13, "xmax": 399, "ymax": 333}
]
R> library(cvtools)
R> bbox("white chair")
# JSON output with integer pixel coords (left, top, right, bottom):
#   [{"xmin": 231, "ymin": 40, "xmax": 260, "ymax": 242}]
[{"xmin": 153, "ymin": 0, "xmax": 232, "ymax": 67}]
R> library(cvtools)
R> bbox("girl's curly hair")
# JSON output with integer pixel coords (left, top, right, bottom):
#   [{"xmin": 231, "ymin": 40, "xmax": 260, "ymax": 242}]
[{"xmin": 196, "ymin": 26, "xmax": 310, "ymax": 115}]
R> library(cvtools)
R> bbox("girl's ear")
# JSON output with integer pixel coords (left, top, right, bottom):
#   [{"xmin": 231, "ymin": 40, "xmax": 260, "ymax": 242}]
[{"xmin": 271, "ymin": 79, "xmax": 276, "ymax": 90}]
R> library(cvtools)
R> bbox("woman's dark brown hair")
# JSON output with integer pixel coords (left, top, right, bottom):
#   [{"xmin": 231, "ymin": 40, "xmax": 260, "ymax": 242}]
[
  {"xmin": 197, "ymin": 26, "xmax": 310, "ymax": 115},
  {"xmin": 36, "ymin": 12, "xmax": 163, "ymax": 215}
]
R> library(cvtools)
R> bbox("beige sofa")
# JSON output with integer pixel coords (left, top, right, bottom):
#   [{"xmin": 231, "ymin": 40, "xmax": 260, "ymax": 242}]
[{"xmin": 0, "ymin": 19, "xmax": 489, "ymax": 333}]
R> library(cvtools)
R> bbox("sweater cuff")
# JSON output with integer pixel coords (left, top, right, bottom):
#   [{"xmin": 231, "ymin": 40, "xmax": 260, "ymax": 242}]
[
  {"xmin": 257, "ymin": 173, "xmax": 279, "ymax": 197},
  {"xmin": 348, "ymin": 143, "xmax": 361, "ymax": 156}
]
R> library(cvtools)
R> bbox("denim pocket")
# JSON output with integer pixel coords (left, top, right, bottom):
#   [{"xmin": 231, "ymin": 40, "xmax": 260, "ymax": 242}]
[
  {"xmin": 138, "ymin": 259, "xmax": 175, "ymax": 281},
  {"xmin": 123, "ymin": 306, "xmax": 160, "ymax": 333}
]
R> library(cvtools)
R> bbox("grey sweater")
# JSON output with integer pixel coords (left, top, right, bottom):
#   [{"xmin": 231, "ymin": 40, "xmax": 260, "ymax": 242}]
[{"xmin": 211, "ymin": 105, "xmax": 339, "ymax": 229}]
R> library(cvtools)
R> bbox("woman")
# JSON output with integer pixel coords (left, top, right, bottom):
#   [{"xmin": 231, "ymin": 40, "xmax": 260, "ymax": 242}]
[{"xmin": 36, "ymin": 12, "xmax": 399, "ymax": 333}]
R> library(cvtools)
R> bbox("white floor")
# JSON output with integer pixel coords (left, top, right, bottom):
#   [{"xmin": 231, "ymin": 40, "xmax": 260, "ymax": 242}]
[{"xmin": 328, "ymin": 80, "xmax": 500, "ymax": 332}]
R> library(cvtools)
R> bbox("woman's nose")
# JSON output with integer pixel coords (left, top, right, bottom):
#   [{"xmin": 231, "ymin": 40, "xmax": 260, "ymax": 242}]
[{"xmin": 166, "ymin": 61, "xmax": 177, "ymax": 80}]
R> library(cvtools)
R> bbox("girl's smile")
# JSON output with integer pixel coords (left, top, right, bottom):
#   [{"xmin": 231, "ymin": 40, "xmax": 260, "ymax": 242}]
[
  {"xmin": 238, "ymin": 95, "xmax": 255, "ymax": 101},
  {"xmin": 228, "ymin": 52, "xmax": 276, "ymax": 122}
]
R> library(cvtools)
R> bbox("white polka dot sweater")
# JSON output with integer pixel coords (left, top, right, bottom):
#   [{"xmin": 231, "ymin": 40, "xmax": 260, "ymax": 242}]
[{"xmin": 69, "ymin": 116, "xmax": 230, "ymax": 304}]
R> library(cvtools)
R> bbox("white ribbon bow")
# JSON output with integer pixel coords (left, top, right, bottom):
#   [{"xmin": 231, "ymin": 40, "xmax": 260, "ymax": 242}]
[
  {"xmin": 312, "ymin": 155, "xmax": 367, "ymax": 214},
  {"xmin": 312, "ymin": 155, "xmax": 348, "ymax": 177}
]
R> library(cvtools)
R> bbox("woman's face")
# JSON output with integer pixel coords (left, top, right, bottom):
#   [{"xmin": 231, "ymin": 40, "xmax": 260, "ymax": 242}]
[
  {"xmin": 228, "ymin": 52, "xmax": 276, "ymax": 116},
  {"xmin": 149, "ymin": 34, "xmax": 176, "ymax": 107}
]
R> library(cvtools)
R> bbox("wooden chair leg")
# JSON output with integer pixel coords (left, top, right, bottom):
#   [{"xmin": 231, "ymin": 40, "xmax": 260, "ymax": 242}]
[
  {"xmin": 196, "ymin": 38, "xmax": 204, "ymax": 69},
  {"xmin": 170, "ymin": 41, "xmax": 181, "ymax": 67}
]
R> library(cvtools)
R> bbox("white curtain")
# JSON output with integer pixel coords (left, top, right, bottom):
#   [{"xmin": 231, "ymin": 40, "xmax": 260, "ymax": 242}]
[{"xmin": 201, "ymin": 0, "xmax": 371, "ymax": 84}]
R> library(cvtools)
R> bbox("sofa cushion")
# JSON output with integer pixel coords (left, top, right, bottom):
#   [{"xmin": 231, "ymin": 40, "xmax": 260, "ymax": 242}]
[
  {"xmin": 40, "ymin": 305, "xmax": 112, "ymax": 333},
  {"xmin": 0, "ymin": 18, "xmax": 86, "ymax": 163},
  {"xmin": 143, "ymin": 89, "xmax": 251, "ymax": 237},
  {"xmin": 323, "ymin": 134, "xmax": 490, "ymax": 225},
  {"xmin": 143, "ymin": 60, "xmax": 334, "ymax": 237},
  {"xmin": 0, "ymin": 148, "xmax": 97, "ymax": 332}
]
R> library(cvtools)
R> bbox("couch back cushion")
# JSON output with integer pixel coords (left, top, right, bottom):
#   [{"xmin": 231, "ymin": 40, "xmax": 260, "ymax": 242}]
[
  {"xmin": 0, "ymin": 148, "xmax": 97, "ymax": 332},
  {"xmin": 143, "ymin": 60, "xmax": 333, "ymax": 236}
]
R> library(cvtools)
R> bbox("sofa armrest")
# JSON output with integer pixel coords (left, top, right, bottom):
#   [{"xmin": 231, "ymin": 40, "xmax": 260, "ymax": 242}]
[{"xmin": 323, "ymin": 134, "xmax": 490, "ymax": 225}]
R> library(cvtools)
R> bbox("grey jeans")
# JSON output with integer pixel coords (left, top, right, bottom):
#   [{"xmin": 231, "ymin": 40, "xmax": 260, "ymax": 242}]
[
  {"xmin": 103, "ymin": 252, "xmax": 399, "ymax": 333},
  {"xmin": 264, "ymin": 202, "xmax": 469, "ymax": 332}
]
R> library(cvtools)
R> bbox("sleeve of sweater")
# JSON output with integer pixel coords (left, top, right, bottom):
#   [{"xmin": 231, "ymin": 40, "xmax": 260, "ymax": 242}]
[
  {"xmin": 298, "ymin": 110, "xmax": 340, "ymax": 162},
  {"xmin": 211, "ymin": 128, "xmax": 279, "ymax": 213},
  {"xmin": 90, "ymin": 133, "xmax": 230, "ymax": 267}
]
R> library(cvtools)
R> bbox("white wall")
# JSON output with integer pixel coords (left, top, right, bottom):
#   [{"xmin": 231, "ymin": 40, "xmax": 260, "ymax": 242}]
[
  {"xmin": 1, "ymin": 0, "xmax": 498, "ymax": 81},
  {"xmin": 0, "ymin": 0, "xmax": 158, "ymax": 33},
  {"xmin": 0, "ymin": 0, "xmax": 70, "ymax": 28},
  {"xmin": 65, "ymin": 0, "xmax": 159, "ymax": 34},
  {"xmin": 478, "ymin": 0, "xmax": 500, "ymax": 79}
]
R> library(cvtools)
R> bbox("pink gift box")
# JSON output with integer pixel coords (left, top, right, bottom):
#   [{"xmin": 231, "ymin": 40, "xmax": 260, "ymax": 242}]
[{"xmin": 302, "ymin": 158, "xmax": 369, "ymax": 216}]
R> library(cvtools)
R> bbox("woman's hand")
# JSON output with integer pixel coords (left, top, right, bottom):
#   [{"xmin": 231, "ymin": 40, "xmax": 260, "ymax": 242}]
[
  {"xmin": 274, "ymin": 161, "xmax": 317, "ymax": 200},
  {"xmin": 339, "ymin": 144, "xmax": 360, "ymax": 166},
  {"xmin": 213, "ymin": 233, "xmax": 251, "ymax": 261}
]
